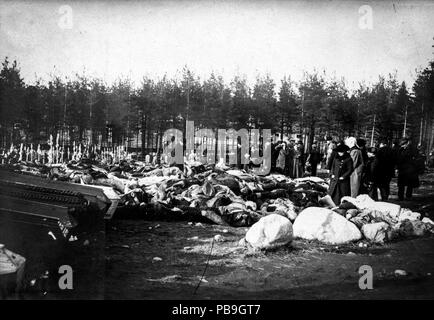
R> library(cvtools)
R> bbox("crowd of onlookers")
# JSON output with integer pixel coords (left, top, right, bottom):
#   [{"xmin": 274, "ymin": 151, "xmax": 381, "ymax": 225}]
[{"xmin": 271, "ymin": 136, "xmax": 427, "ymax": 205}]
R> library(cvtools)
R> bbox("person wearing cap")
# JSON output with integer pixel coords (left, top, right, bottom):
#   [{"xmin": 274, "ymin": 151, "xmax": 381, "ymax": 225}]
[
  {"xmin": 328, "ymin": 144, "xmax": 353, "ymax": 206},
  {"xmin": 396, "ymin": 138, "xmax": 420, "ymax": 200},
  {"xmin": 345, "ymin": 137, "xmax": 364, "ymax": 197}
]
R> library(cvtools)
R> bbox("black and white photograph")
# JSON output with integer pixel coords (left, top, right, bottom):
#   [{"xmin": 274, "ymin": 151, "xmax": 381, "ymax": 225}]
[{"xmin": 1, "ymin": 0, "xmax": 434, "ymax": 305}]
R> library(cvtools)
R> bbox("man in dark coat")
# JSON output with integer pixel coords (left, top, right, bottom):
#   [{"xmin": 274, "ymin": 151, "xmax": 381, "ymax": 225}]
[
  {"xmin": 307, "ymin": 142, "xmax": 322, "ymax": 176},
  {"xmin": 328, "ymin": 144, "xmax": 354, "ymax": 206},
  {"xmin": 391, "ymin": 139, "xmax": 400, "ymax": 167},
  {"xmin": 357, "ymin": 138, "xmax": 369, "ymax": 166},
  {"xmin": 372, "ymin": 140, "xmax": 395, "ymax": 200},
  {"xmin": 357, "ymin": 138, "xmax": 369, "ymax": 194},
  {"xmin": 364, "ymin": 147, "xmax": 378, "ymax": 200},
  {"xmin": 396, "ymin": 138, "xmax": 420, "ymax": 200},
  {"xmin": 285, "ymin": 140, "xmax": 296, "ymax": 178}
]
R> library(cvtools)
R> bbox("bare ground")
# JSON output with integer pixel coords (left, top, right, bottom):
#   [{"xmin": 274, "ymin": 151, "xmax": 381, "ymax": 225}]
[
  {"xmin": 104, "ymin": 170, "xmax": 434, "ymax": 300},
  {"xmin": 3, "ymin": 170, "xmax": 434, "ymax": 299}
]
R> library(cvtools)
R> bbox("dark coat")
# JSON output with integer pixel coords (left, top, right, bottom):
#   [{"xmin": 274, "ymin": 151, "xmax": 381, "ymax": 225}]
[
  {"xmin": 396, "ymin": 146, "xmax": 420, "ymax": 187},
  {"xmin": 308, "ymin": 149, "xmax": 322, "ymax": 164},
  {"xmin": 328, "ymin": 153, "xmax": 354, "ymax": 206},
  {"xmin": 285, "ymin": 147, "xmax": 295, "ymax": 177},
  {"xmin": 373, "ymin": 146, "xmax": 395, "ymax": 186}
]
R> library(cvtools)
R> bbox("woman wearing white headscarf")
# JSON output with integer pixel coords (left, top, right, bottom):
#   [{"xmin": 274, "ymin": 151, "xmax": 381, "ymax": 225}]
[{"xmin": 346, "ymin": 137, "xmax": 364, "ymax": 197}]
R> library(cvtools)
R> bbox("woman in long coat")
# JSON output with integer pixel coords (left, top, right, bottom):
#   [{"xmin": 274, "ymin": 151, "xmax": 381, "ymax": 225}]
[
  {"xmin": 372, "ymin": 141, "xmax": 395, "ymax": 200},
  {"xmin": 328, "ymin": 144, "xmax": 354, "ymax": 206},
  {"xmin": 275, "ymin": 142, "xmax": 287, "ymax": 174},
  {"xmin": 285, "ymin": 141, "xmax": 295, "ymax": 177},
  {"xmin": 346, "ymin": 137, "xmax": 364, "ymax": 197},
  {"xmin": 396, "ymin": 138, "xmax": 420, "ymax": 200}
]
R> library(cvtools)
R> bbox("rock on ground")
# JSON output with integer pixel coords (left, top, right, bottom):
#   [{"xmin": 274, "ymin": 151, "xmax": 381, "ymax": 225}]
[
  {"xmin": 293, "ymin": 207, "xmax": 362, "ymax": 245},
  {"xmin": 245, "ymin": 214, "xmax": 293, "ymax": 250}
]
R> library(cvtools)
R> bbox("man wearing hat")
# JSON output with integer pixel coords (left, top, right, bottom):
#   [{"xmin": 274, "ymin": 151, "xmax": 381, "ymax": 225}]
[
  {"xmin": 328, "ymin": 144, "xmax": 353, "ymax": 206},
  {"xmin": 372, "ymin": 139, "xmax": 395, "ymax": 200},
  {"xmin": 396, "ymin": 138, "xmax": 420, "ymax": 200}
]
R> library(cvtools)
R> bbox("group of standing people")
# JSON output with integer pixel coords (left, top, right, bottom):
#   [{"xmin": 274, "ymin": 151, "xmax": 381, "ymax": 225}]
[
  {"xmin": 326, "ymin": 137, "xmax": 425, "ymax": 206},
  {"xmin": 271, "ymin": 139, "xmax": 325, "ymax": 178},
  {"xmin": 272, "ymin": 139, "xmax": 306, "ymax": 178}
]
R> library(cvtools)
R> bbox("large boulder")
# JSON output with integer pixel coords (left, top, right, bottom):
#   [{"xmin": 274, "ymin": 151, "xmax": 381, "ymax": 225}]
[
  {"xmin": 293, "ymin": 207, "xmax": 362, "ymax": 244},
  {"xmin": 245, "ymin": 214, "xmax": 293, "ymax": 249},
  {"xmin": 361, "ymin": 222, "xmax": 390, "ymax": 244}
]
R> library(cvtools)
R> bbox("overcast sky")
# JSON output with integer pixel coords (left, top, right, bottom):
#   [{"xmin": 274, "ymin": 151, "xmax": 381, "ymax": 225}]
[{"xmin": 1, "ymin": 0, "xmax": 434, "ymax": 90}]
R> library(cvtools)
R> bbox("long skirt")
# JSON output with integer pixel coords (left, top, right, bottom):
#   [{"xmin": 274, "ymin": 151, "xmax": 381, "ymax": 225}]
[
  {"xmin": 350, "ymin": 171, "xmax": 362, "ymax": 198},
  {"xmin": 329, "ymin": 179, "xmax": 351, "ymax": 206}
]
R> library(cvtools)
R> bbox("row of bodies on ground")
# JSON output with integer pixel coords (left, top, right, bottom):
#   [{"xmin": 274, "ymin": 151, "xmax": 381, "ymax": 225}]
[{"xmin": 2, "ymin": 154, "xmax": 433, "ymax": 246}]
